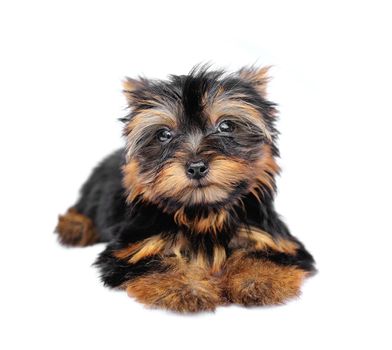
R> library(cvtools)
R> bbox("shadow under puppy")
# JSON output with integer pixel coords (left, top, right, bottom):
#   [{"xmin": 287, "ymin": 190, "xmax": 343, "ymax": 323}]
[{"xmin": 56, "ymin": 65, "xmax": 316, "ymax": 313}]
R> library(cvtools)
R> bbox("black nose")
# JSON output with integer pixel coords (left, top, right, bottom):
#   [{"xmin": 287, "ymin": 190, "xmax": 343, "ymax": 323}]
[{"xmin": 186, "ymin": 161, "xmax": 209, "ymax": 180}]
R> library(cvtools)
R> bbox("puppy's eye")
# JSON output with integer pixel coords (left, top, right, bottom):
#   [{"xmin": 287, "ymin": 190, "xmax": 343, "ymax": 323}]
[
  {"xmin": 157, "ymin": 129, "xmax": 173, "ymax": 143},
  {"xmin": 217, "ymin": 120, "xmax": 235, "ymax": 133}
]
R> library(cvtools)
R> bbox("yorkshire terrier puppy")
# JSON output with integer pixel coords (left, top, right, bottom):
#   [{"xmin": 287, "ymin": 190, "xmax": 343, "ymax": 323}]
[{"xmin": 56, "ymin": 65, "xmax": 315, "ymax": 313}]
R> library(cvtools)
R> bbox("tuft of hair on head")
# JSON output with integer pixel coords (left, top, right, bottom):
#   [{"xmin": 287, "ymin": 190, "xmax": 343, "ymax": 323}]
[
  {"xmin": 237, "ymin": 65, "xmax": 272, "ymax": 97},
  {"xmin": 122, "ymin": 76, "xmax": 150, "ymax": 104}
]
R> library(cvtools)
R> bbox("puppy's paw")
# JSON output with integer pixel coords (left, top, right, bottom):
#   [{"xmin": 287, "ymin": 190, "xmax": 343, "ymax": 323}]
[
  {"xmin": 55, "ymin": 208, "xmax": 98, "ymax": 246},
  {"xmin": 126, "ymin": 265, "xmax": 223, "ymax": 313},
  {"xmin": 223, "ymin": 254, "xmax": 307, "ymax": 306}
]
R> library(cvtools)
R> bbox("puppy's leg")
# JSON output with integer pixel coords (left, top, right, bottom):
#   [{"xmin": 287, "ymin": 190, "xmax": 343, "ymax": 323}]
[
  {"xmin": 223, "ymin": 251, "xmax": 309, "ymax": 306},
  {"xmin": 56, "ymin": 208, "xmax": 99, "ymax": 246},
  {"xmin": 126, "ymin": 259, "xmax": 223, "ymax": 313},
  {"xmin": 56, "ymin": 150, "xmax": 127, "ymax": 246},
  {"xmin": 96, "ymin": 241, "xmax": 223, "ymax": 313}
]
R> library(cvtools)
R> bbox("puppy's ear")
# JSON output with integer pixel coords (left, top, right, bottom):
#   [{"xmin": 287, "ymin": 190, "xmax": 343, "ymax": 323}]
[
  {"xmin": 237, "ymin": 66, "xmax": 271, "ymax": 97},
  {"xmin": 122, "ymin": 77, "xmax": 149, "ymax": 104}
]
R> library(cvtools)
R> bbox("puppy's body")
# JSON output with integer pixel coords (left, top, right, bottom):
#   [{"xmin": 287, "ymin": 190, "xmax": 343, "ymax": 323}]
[{"xmin": 57, "ymin": 66, "xmax": 315, "ymax": 312}]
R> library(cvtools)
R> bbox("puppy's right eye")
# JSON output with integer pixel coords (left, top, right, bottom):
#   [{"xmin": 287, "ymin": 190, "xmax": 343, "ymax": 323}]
[{"xmin": 157, "ymin": 129, "xmax": 172, "ymax": 143}]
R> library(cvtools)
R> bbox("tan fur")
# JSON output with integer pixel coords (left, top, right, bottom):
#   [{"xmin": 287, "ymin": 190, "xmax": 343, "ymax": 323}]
[
  {"xmin": 114, "ymin": 235, "xmax": 166, "ymax": 264},
  {"xmin": 122, "ymin": 249, "xmax": 307, "ymax": 311},
  {"xmin": 237, "ymin": 66, "xmax": 271, "ymax": 97},
  {"xmin": 193, "ymin": 250, "xmax": 208, "ymax": 268},
  {"xmin": 207, "ymin": 93, "xmax": 272, "ymax": 141},
  {"xmin": 148, "ymin": 146, "xmax": 278, "ymax": 209},
  {"xmin": 192, "ymin": 211, "xmax": 227, "ymax": 234},
  {"xmin": 56, "ymin": 208, "xmax": 98, "ymax": 246},
  {"xmin": 207, "ymin": 156, "xmax": 251, "ymax": 187},
  {"xmin": 153, "ymin": 162, "xmax": 193, "ymax": 200},
  {"xmin": 114, "ymin": 233, "xmax": 191, "ymax": 265},
  {"xmin": 125, "ymin": 109, "xmax": 177, "ymax": 160},
  {"xmin": 122, "ymin": 160, "xmax": 144, "ymax": 202},
  {"xmin": 123, "ymin": 157, "xmax": 243, "ymax": 209},
  {"xmin": 222, "ymin": 252, "xmax": 307, "ymax": 306},
  {"xmin": 153, "ymin": 160, "xmax": 242, "ymax": 206},
  {"xmin": 164, "ymin": 233, "xmax": 189, "ymax": 260},
  {"xmin": 211, "ymin": 245, "xmax": 227, "ymax": 274},
  {"xmin": 122, "ymin": 77, "xmax": 146, "ymax": 101},
  {"xmin": 113, "ymin": 231, "xmax": 226, "ymax": 275},
  {"xmin": 234, "ymin": 226, "xmax": 298, "ymax": 255},
  {"xmin": 122, "ymin": 147, "xmax": 279, "ymax": 209},
  {"xmin": 252, "ymin": 144, "xmax": 280, "ymax": 194},
  {"xmin": 122, "ymin": 138, "xmax": 278, "ymax": 211},
  {"xmin": 113, "ymin": 241, "xmax": 144, "ymax": 260},
  {"xmin": 173, "ymin": 208, "xmax": 227, "ymax": 234},
  {"xmin": 125, "ymin": 258, "xmax": 224, "ymax": 313},
  {"xmin": 111, "ymin": 230, "xmax": 306, "ymax": 312},
  {"xmin": 123, "ymin": 77, "xmax": 180, "ymax": 112}
]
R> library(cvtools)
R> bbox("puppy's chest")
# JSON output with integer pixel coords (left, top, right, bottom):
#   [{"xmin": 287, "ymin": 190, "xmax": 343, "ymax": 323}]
[
  {"xmin": 173, "ymin": 208, "xmax": 228, "ymax": 235},
  {"xmin": 118, "ymin": 219, "xmax": 296, "ymax": 275}
]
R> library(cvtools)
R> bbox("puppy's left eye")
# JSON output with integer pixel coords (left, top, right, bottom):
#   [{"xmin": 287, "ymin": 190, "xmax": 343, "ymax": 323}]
[
  {"xmin": 157, "ymin": 129, "xmax": 173, "ymax": 143},
  {"xmin": 217, "ymin": 120, "xmax": 235, "ymax": 133}
]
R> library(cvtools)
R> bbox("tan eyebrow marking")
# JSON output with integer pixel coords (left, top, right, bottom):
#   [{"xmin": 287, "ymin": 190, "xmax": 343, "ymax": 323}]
[
  {"xmin": 206, "ymin": 92, "xmax": 272, "ymax": 141},
  {"xmin": 124, "ymin": 108, "xmax": 177, "ymax": 159}
]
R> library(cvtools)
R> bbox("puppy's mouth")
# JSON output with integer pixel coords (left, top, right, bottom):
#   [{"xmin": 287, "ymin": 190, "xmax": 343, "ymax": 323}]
[
  {"xmin": 189, "ymin": 179, "xmax": 213, "ymax": 189},
  {"xmin": 187, "ymin": 178, "xmax": 237, "ymax": 194},
  {"xmin": 196, "ymin": 183, "xmax": 207, "ymax": 189}
]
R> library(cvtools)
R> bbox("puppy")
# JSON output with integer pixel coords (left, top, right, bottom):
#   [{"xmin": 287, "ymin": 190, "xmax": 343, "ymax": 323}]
[{"xmin": 56, "ymin": 65, "xmax": 315, "ymax": 313}]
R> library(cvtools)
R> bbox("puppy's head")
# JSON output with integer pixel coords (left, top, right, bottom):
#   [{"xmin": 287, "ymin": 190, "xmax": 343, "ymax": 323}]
[{"xmin": 122, "ymin": 65, "xmax": 279, "ymax": 212}]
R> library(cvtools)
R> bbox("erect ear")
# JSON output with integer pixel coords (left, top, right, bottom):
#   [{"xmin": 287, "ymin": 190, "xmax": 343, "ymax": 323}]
[
  {"xmin": 122, "ymin": 77, "xmax": 150, "ymax": 104},
  {"xmin": 237, "ymin": 66, "xmax": 271, "ymax": 97}
]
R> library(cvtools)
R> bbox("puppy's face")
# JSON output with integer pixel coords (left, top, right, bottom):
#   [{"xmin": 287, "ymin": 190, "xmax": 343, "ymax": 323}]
[{"xmin": 122, "ymin": 66, "xmax": 279, "ymax": 212}]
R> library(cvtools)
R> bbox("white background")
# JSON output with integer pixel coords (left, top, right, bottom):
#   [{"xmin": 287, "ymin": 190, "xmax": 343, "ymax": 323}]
[{"xmin": 1, "ymin": 1, "xmax": 391, "ymax": 349}]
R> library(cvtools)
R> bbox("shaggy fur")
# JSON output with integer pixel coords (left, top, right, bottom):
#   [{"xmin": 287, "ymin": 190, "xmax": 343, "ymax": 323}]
[
  {"xmin": 56, "ymin": 65, "xmax": 315, "ymax": 313},
  {"xmin": 222, "ymin": 252, "xmax": 308, "ymax": 305}
]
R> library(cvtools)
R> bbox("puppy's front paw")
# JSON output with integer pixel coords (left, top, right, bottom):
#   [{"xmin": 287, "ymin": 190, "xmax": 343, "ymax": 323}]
[
  {"xmin": 223, "ymin": 254, "xmax": 307, "ymax": 306},
  {"xmin": 125, "ymin": 265, "xmax": 223, "ymax": 313}
]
